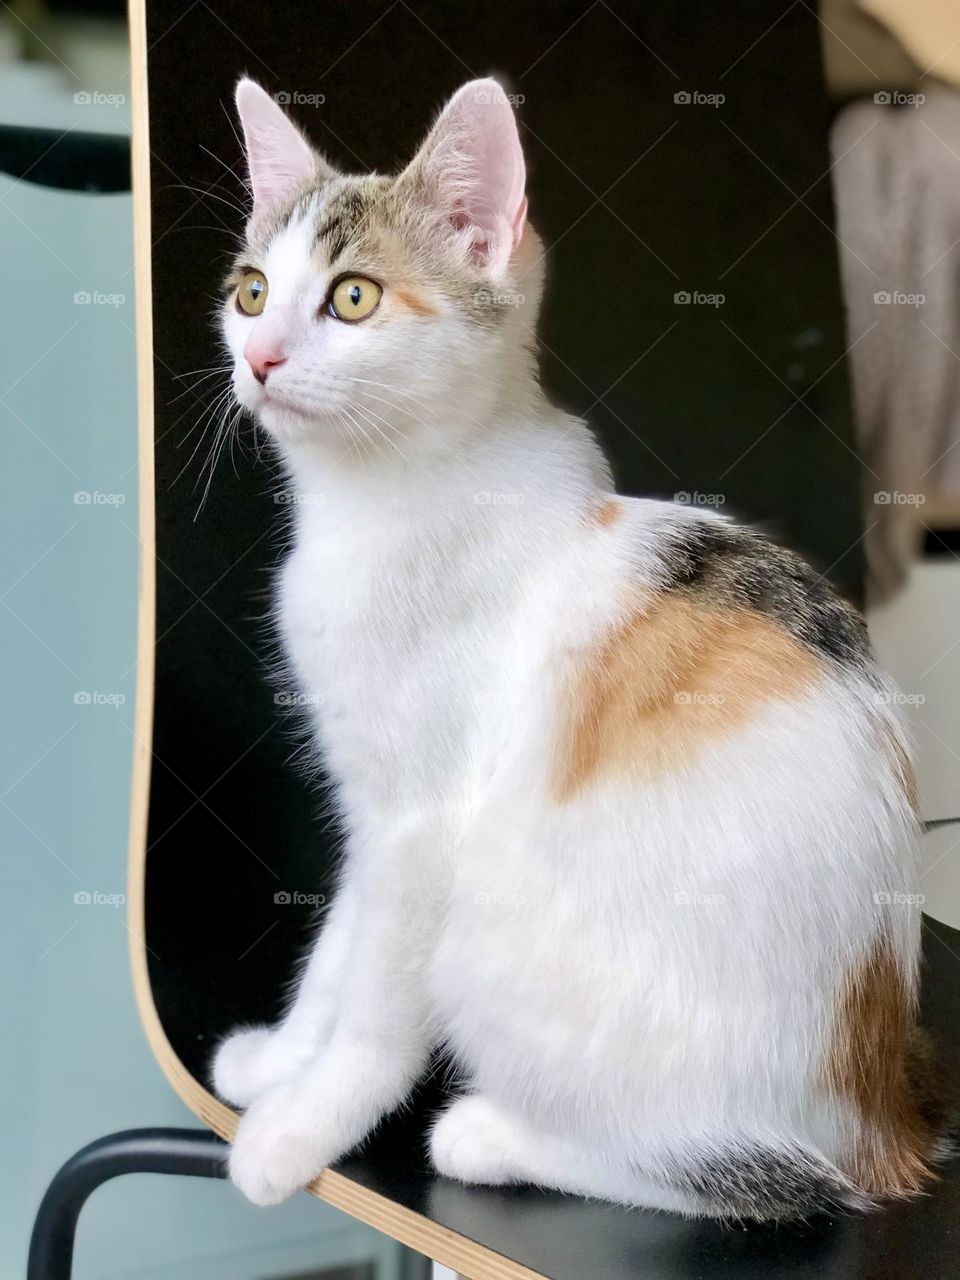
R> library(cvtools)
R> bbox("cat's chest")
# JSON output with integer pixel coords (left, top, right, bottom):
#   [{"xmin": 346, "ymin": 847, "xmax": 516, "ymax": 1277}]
[
  {"xmin": 281, "ymin": 533, "xmax": 481, "ymax": 676},
  {"xmin": 277, "ymin": 529, "xmax": 518, "ymax": 787}
]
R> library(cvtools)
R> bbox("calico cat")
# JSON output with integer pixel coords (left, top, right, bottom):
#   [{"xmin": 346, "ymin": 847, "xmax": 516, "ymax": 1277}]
[{"xmin": 211, "ymin": 77, "xmax": 942, "ymax": 1217}]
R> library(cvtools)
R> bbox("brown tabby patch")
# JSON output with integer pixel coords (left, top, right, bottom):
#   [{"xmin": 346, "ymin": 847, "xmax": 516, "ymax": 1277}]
[
  {"xmin": 235, "ymin": 172, "xmax": 517, "ymax": 330},
  {"xmin": 555, "ymin": 595, "xmax": 819, "ymax": 799}
]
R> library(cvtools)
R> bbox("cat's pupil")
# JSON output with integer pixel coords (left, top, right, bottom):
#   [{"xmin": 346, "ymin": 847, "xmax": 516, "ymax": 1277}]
[
  {"xmin": 250, "ymin": 281, "xmax": 262, "ymax": 299},
  {"xmin": 350, "ymin": 285, "xmax": 361, "ymax": 307}
]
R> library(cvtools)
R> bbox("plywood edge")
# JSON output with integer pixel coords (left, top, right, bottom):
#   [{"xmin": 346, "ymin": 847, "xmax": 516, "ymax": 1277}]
[{"xmin": 123, "ymin": 5, "xmax": 543, "ymax": 1276}]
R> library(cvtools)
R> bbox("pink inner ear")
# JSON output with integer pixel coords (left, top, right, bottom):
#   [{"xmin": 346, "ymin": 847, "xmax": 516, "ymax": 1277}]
[
  {"xmin": 235, "ymin": 80, "xmax": 320, "ymax": 220},
  {"xmin": 421, "ymin": 80, "xmax": 526, "ymax": 272},
  {"xmin": 512, "ymin": 197, "xmax": 528, "ymax": 250}
]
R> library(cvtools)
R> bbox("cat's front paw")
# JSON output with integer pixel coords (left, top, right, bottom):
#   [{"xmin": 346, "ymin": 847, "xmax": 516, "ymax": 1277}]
[
  {"xmin": 212, "ymin": 1025, "xmax": 285, "ymax": 1109},
  {"xmin": 228, "ymin": 1082, "xmax": 332, "ymax": 1205}
]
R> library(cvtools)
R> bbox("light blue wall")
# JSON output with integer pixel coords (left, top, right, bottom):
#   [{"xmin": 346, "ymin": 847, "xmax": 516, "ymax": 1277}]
[{"xmin": 0, "ymin": 103, "xmax": 404, "ymax": 1280}]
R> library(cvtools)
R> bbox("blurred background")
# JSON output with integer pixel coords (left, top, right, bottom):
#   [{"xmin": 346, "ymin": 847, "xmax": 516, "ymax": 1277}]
[{"xmin": 3, "ymin": 0, "xmax": 960, "ymax": 1277}]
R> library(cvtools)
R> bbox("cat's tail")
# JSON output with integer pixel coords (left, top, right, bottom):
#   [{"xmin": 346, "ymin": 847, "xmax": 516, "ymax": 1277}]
[{"xmin": 662, "ymin": 1140, "xmax": 865, "ymax": 1221}]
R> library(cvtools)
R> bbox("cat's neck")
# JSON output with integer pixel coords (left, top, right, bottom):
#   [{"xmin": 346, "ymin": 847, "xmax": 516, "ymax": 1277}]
[{"xmin": 278, "ymin": 395, "xmax": 610, "ymax": 542}]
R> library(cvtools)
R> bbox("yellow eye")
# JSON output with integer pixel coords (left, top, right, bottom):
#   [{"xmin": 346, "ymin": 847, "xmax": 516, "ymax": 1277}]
[
  {"xmin": 236, "ymin": 270, "xmax": 268, "ymax": 316},
  {"xmin": 328, "ymin": 276, "xmax": 382, "ymax": 323}
]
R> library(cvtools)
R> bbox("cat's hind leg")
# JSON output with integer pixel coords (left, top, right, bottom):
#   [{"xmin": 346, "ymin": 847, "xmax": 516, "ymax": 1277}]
[
  {"xmin": 429, "ymin": 1095, "xmax": 701, "ymax": 1216},
  {"xmin": 429, "ymin": 1097, "xmax": 863, "ymax": 1220}
]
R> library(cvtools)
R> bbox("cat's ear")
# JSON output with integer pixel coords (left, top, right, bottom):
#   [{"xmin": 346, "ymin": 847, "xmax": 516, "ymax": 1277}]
[
  {"xmin": 234, "ymin": 79, "xmax": 336, "ymax": 223},
  {"xmin": 399, "ymin": 79, "xmax": 526, "ymax": 276}
]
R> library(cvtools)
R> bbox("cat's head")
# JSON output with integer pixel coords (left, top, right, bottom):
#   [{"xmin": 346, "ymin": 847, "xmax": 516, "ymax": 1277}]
[{"xmin": 222, "ymin": 77, "xmax": 541, "ymax": 459}]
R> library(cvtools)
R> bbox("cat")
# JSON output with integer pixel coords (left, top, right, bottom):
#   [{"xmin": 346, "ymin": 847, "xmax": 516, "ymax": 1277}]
[{"xmin": 211, "ymin": 76, "xmax": 943, "ymax": 1218}]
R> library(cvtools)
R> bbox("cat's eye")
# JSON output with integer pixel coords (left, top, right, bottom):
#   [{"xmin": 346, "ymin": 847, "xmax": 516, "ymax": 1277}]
[
  {"xmin": 327, "ymin": 276, "xmax": 383, "ymax": 323},
  {"xmin": 236, "ymin": 270, "xmax": 269, "ymax": 316}
]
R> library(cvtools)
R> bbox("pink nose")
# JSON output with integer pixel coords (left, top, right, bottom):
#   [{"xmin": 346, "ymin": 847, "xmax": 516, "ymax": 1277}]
[{"xmin": 247, "ymin": 352, "xmax": 286, "ymax": 385}]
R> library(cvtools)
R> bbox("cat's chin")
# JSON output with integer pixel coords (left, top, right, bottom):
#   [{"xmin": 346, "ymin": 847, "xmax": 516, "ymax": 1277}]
[{"xmin": 250, "ymin": 396, "xmax": 333, "ymax": 449}]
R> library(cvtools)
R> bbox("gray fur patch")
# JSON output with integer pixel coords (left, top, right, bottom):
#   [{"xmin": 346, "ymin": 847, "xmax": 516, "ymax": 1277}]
[
  {"xmin": 668, "ymin": 1143, "xmax": 858, "ymax": 1220},
  {"xmin": 661, "ymin": 519, "xmax": 871, "ymax": 669}
]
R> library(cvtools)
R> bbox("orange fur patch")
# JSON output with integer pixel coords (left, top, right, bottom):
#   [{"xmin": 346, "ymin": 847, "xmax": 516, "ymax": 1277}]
[
  {"xmin": 393, "ymin": 285, "xmax": 436, "ymax": 317},
  {"xmin": 823, "ymin": 931, "xmax": 934, "ymax": 1197},
  {"xmin": 554, "ymin": 596, "xmax": 819, "ymax": 799},
  {"xmin": 881, "ymin": 723, "xmax": 920, "ymax": 818},
  {"xmin": 594, "ymin": 499, "xmax": 621, "ymax": 528}
]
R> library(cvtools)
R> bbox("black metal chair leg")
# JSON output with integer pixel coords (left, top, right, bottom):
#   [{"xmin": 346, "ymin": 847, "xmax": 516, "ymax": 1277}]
[{"xmin": 27, "ymin": 1128, "xmax": 228, "ymax": 1280}]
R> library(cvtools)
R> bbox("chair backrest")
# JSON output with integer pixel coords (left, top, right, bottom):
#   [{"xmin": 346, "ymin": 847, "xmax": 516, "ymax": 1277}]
[{"xmin": 128, "ymin": 0, "xmax": 865, "ymax": 1253}]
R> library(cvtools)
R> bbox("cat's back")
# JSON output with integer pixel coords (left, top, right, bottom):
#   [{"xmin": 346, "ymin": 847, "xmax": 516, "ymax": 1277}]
[{"xmin": 600, "ymin": 494, "xmax": 871, "ymax": 675}]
